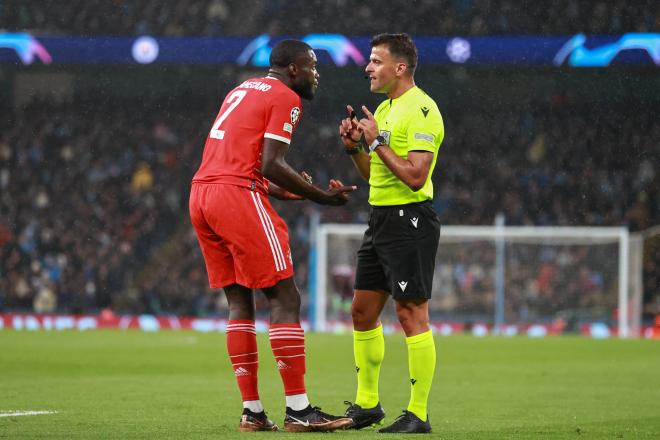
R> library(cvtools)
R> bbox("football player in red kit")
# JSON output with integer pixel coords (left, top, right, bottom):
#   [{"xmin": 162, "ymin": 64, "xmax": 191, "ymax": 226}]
[{"xmin": 189, "ymin": 40, "xmax": 355, "ymax": 432}]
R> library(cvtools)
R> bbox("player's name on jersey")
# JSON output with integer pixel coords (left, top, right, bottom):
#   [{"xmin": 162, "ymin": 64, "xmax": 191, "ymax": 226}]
[{"xmin": 238, "ymin": 80, "xmax": 272, "ymax": 92}]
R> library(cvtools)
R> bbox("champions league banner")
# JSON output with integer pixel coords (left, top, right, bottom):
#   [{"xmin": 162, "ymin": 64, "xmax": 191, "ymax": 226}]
[
  {"xmin": 1, "ymin": 32, "xmax": 659, "ymax": 67},
  {"xmin": 4, "ymin": 313, "xmax": 656, "ymax": 338}
]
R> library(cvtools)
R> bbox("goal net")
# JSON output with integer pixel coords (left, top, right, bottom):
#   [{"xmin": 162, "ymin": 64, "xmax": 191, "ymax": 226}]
[{"xmin": 311, "ymin": 224, "xmax": 641, "ymax": 337}]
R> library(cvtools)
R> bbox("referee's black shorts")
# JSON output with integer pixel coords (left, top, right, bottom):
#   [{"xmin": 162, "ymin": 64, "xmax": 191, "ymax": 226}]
[{"xmin": 354, "ymin": 200, "xmax": 441, "ymax": 300}]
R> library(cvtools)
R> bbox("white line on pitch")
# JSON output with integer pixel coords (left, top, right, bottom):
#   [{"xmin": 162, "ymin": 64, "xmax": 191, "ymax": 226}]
[{"xmin": 0, "ymin": 410, "xmax": 58, "ymax": 418}]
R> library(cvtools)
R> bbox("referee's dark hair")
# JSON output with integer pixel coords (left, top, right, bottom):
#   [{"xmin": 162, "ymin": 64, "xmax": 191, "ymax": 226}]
[
  {"xmin": 371, "ymin": 33, "xmax": 418, "ymax": 74},
  {"xmin": 270, "ymin": 40, "xmax": 313, "ymax": 67}
]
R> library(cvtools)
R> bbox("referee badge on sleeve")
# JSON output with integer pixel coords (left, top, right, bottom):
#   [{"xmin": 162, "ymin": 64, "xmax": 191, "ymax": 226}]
[{"xmin": 414, "ymin": 132, "xmax": 435, "ymax": 144}]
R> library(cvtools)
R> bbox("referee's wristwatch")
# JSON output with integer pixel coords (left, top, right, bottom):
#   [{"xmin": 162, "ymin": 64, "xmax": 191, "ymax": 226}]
[{"xmin": 368, "ymin": 135, "xmax": 386, "ymax": 153}]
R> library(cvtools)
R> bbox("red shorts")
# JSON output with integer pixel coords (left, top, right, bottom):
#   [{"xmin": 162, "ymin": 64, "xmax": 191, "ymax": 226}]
[{"xmin": 189, "ymin": 183, "xmax": 293, "ymax": 289}]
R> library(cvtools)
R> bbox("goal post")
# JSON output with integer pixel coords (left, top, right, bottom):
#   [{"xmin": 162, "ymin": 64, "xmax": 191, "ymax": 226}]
[{"xmin": 311, "ymin": 223, "xmax": 639, "ymax": 337}]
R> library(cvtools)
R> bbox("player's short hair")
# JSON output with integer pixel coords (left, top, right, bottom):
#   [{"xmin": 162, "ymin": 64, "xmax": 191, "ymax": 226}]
[
  {"xmin": 370, "ymin": 33, "xmax": 418, "ymax": 74},
  {"xmin": 269, "ymin": 40, "xmax": 313, "ymax": 67}
]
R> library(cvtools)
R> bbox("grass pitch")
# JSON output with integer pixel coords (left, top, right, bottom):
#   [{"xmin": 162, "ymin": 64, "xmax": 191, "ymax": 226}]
[{"xmin": 1, "ymin": 330, "xmax": 659, "ymax": 439}]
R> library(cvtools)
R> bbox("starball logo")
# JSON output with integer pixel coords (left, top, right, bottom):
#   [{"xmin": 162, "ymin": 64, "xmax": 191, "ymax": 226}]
[
  {"xmin": 237, "ymin": 34, "xmax": 365, "ymax": 67},
  {"xmin": 0, "ymin": 33, "xmax": 52, "ymax": 65},
  {"xmin": 554, "ymin": 33, "xmax": 660, "ymax": 67}
]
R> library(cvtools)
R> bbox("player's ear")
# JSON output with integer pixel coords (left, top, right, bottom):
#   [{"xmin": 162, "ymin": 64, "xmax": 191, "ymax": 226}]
[
  {"xmin": 288, "ymin": 63, "xmax": 298, "ymax": 77},
  {"xmin": 396, "ymin": 62, "xmax": 407, "ymax": 77}
]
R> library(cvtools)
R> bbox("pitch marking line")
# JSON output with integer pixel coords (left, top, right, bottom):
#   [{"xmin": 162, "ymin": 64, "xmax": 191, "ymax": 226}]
[{"xmin": 0, "ymin": 410, "xmax": 58, "ymax": 418}]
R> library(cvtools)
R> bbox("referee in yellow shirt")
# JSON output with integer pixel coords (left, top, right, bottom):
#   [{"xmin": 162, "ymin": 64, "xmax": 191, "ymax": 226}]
[{"xmin": 339, "ymin": 33, "xmax": 444, "ymax": 434}]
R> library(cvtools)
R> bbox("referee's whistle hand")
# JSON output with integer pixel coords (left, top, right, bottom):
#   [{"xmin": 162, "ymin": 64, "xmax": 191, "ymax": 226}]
[
  {"xmin": 361, "ymin": 105, "xmax": 375, "ymax": 120},
  {"xmin": 339, "ymin": 116, "xmax": 362, "ymax": 148},
  {"xmin": 358, "ymin": 106, "xmax": 379, "ymax": 144},
  {"xmin": 347, "ymin": 105, "xmax": 359, "ymax": 124}
]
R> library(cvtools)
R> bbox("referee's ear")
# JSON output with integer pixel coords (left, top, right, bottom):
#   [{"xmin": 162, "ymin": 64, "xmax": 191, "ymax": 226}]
[{"xmin": 395, "ymin": 62, "xmax": 409, "ymax": 77}]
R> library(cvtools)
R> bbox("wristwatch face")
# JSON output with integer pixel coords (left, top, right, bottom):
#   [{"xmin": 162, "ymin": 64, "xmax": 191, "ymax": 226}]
[{"xmin": 376, "ymin": 135, "xmax": 386, "ymax": 145}]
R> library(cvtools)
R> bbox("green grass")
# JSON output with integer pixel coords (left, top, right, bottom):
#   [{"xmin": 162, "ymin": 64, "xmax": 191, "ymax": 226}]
[{"xmin": 0, "ymin": 330, "xmax": 659, "ymax": 439}]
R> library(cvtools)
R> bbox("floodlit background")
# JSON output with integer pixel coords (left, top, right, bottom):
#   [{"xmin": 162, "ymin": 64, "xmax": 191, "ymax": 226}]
[
  {"xmin": 1, "ymin": 2, "xmax": 660, "ymax": 439},
  {"xmin": 0, "ymin": 1, "xmax": 659, "ymax": 335}
]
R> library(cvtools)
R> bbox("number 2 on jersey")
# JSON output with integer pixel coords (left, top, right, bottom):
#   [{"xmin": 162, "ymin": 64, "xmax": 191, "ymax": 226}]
[{"xmin": 209, "ymin": 90, "xmax": 247, "ymax": 140}]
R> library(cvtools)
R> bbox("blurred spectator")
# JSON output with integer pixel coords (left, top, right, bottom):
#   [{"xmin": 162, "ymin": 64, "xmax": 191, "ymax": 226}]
[
  {"xmin": 33, "ymin": 283, "xmax": 57, "ymax": 313},
  {"xmin": 131, "ymin": 162, "xmax": 154, "ymax": 193}
]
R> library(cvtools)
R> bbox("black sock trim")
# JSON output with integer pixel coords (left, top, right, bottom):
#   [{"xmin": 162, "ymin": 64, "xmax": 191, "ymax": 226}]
[{"xmin": 286, "ymin": 405, "xmax": 313, "ymax": 417}]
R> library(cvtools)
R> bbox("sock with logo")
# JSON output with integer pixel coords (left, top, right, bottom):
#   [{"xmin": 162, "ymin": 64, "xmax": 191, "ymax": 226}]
[
  {"xmin": 226, "ymin": 320, "xmax": 260, "ymax": 403},
  {"xmin": 406, "ymin": 329, "xmax": 436, "ymax": 421},
  {"xmin": 353, "ymin": 325, "xmax": 385, "ymax": 409},
  {"xmin": 269, "ymin": 323, "xmax": 307, "ymax": 399}
]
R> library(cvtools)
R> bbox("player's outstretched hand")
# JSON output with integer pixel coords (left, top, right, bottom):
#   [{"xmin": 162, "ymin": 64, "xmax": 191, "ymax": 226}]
[
  {"xmin": 357, "ymin": 105, "xmax": 379, "ymax": 145},
  {"xmin": 328, "ymin": 179, "xmax": 344, "ymax": 190},
  {"xmin": 339, "ymin": 105, "xmax": 362, "ymax": 149},
  {"xmin": 323, "ymin": 179, "xmax": 357, "ymax": 206}
]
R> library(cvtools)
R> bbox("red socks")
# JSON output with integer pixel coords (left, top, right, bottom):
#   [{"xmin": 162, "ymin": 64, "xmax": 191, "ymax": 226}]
[
  {"xmin": 226, "ymin": 320, "xmax": 259, "ymax": 401},
  {"xmin": 269, "ymin": 323, "xmax": 306, "ymax": 396},
  {"xmin": 226, "ymin": 321, "xmax": 307, "ymax": 401}
]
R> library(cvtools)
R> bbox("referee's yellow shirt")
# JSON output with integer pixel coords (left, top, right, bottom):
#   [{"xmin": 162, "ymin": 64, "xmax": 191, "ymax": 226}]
[{"xmin": 369, "ymin": 86, "xmax": 444, "ymax": 206}]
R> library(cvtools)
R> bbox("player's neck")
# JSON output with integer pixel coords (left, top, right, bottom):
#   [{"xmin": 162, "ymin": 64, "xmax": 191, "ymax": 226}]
[
  {"xmin": 266, "ymin": 70, "xmax": 290, "ymax": 87},
  {"xmin": 387, "ymin": 79, "xmax": 415, "ymax": 100}
]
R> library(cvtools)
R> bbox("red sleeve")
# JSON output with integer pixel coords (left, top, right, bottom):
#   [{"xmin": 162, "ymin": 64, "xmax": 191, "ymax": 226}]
[{"xmin": 264, "ymin": 89, "xmax": 302, "ymax": 145}]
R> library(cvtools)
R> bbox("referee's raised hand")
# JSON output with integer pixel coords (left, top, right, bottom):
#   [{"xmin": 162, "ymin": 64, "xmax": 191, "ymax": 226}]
[
  {"xmin": 357, "ymin": 105, "xmax": 379, "ymax": 145},
  {"xmin": 339, "ymin": 105, "xmax": 362, "ymax": 149}
]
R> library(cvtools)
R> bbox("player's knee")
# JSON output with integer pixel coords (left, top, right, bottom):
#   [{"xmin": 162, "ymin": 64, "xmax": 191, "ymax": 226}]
[
  {"xmin": 267, "ymin": 289, "xmax": 301, "ymax": 323},
  {"xmin": 280, "ymin": 292, "xmax": 301, "ymax": 311},
  {"xmin": 274, "ymin": 286, "xmax": 300, "ymax": 309},
  {"xmin": 270, "ymin": 302, "xmax": 300, "ymax": 324},
  {"xmin": 227, "ymin": 302, "xmax": 255, "ymax": 320}
]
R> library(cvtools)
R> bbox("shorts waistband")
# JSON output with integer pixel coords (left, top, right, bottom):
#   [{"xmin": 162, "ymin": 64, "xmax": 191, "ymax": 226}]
[
  {"xmin": 192, "ymin": 176, "xmax": 268, "ymax": 194},
  {"xmin": 369, "ymin": 200, "xmax": 432, "ymax": 210}
]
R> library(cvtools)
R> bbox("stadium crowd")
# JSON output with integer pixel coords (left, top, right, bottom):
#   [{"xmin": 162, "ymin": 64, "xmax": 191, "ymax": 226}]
[
  {"xmin": 1, "ymin": 0, "xmax": 659, "ymax": 37},
  {"xmin": 1, "ymin": 0, "xmax": 659, "ymax": 323},
  {"xmin": 1, "ymin": 91, "xmax": 658, "ymax": 323},
  {"xmin": 0, "ymin": 99, "xmax": 209, "ymax": 314}
]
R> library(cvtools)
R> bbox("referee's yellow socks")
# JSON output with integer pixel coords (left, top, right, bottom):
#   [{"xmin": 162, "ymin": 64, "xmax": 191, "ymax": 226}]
[
  {"xmin": 406, "ymin": 329, "xmax": 436, "ymax": 421},
  {"xmin": 353, "ymin": 325, "xmax": 385, "ymax": 409}
]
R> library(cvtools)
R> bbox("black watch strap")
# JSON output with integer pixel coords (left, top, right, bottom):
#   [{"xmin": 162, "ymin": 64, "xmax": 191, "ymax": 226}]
[{"xmin": 345, "ymin": 145, "xmax": 362, "ymax": 155}]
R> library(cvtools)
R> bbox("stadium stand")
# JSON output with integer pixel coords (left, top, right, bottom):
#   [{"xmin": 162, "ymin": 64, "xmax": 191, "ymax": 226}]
[
  {"xmin": 1, "ymin": 94, "xmax": 657, "ymax": 319},
  {"xmin": 0, "ymin": 0, "xmax": 658, "ymax": 324},
  {"xmin": 1, "ymin": 0, "xmax": 658, "ymax": 36}
]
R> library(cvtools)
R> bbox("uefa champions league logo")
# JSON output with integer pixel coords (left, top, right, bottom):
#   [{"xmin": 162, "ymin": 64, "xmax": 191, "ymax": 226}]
[
  {"xmin": 554, "ymin": 33, "xmax": 660, "ymax": 67},
  {"xmin": 0, "ymin": 33, "xmax": 52, "ymax": 65},
  {"xmin": 237, "ymin": 34, "xmax": 366, "ymax": 67}
]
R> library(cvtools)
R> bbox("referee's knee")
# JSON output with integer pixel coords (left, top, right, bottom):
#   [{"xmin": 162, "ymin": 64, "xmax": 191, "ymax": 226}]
[
  {"xmin": 395, "ymin": 302, "xmax": 430, "ymax": 336},
  {"xmin": 351, "ymin": 304, "xmax": 379, "ymax": 330}
]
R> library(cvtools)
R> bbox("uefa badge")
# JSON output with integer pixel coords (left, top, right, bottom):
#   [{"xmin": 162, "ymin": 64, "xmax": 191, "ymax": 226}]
[{"xmin": 290, "ymin": 107, "xmax": 301, "ymax": 125}]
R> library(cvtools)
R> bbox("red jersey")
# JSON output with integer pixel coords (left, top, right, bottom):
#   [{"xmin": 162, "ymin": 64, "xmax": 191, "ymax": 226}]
[{"xmin": 192, "ymin": 76, "xmax": 302, "ymax": 193}]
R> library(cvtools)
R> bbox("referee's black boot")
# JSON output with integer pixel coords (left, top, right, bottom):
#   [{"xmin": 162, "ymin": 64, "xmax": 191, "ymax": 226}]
[
  {"xmin": 344, "ymin": 401, "xmax": 386, "ymax": 429},
  {"xmin": 378, "ymin": 410, "xmax": 431, "ymax": 434}
]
